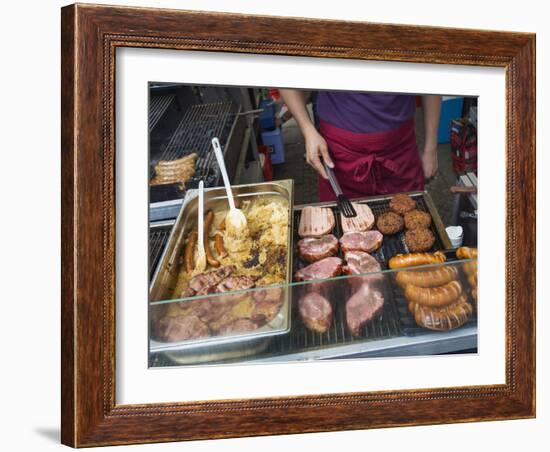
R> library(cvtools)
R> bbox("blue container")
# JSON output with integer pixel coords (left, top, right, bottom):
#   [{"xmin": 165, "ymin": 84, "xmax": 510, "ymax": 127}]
[
  {"xmin": 437, "ymin": 97, "xmax": 464, "ymax": 144},
  {"xmin": 259, "ymin": 99, "xmax": 276, "ymax": 130},
  {"xmin": 261, "ymin": 128, "xmax": 285, "ymax": 164}
]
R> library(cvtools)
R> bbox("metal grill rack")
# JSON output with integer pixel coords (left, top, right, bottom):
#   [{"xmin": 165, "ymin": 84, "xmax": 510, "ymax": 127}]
[
  {"xmin": 149, "ymin": 223, "xmax": 174, "ymax": 282},
  {"xmin": 149, "ymin": 94, "xmax": 175, "ymax": 132},
  {"xmin": 150, "ymin": 101, "xmax": 239, "ymax": 188}
]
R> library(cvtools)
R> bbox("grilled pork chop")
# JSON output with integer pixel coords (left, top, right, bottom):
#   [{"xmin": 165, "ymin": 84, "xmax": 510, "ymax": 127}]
[
  {"xmin": 297, "ymin": 234, "xmax": 339, "ymax": 263},
  {"xmin": 294, "ymin": 257, "xmax": 343, "ymax": 282},
  {"xmin": 298, "ymin": 206, "xmax": 335, "ymax": 238},
  {"xmin": 298, "ymin": 292, "xmax": 333, "ymax": 333},
  {"xmin": 346, "ymin": 284, "xmax": 385, "ymax": 337},
  {"xmin": 340, "ymin": 202, "xmax": 375, "ymax": 233},
  {"xmin": 339, "ymin": 231, "xmax": 383, "ymax": 254}
]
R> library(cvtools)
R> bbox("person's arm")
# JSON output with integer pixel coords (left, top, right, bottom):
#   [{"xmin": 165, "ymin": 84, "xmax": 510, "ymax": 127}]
[
  {"xmin": 279, "ymin": 89, "xmax": 334, "ymax": 179},
  {"xmin": 421, "ymin": 95, "xmax": 442, "ymax": 180}
]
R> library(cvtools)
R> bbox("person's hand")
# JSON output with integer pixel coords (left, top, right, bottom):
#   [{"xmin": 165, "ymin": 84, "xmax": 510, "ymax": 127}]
[
  {"xmin": 422, "ymin": 146, "xmax": 438, "ymax": 181},
  {"xmin": 304, "ymin": 127, "xmax": 334, "ymax": 179}
]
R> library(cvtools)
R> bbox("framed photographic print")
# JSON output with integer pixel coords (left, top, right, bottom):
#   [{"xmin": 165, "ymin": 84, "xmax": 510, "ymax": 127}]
[{"xmin": 61, "ymin": 3, "xmax": 535, "ymax": 447}]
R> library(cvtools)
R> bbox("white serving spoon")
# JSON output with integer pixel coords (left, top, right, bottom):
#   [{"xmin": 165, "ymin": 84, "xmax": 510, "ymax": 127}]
[
  {"xmin": 195, "ymin": 180, "xmax": 207, "ymax": 272},
  {"xmin": 211, "ymin": 137, "xmax": 247, "ymax": 236}
]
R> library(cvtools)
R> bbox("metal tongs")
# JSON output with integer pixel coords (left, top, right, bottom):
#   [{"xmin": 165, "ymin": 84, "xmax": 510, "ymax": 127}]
[{"xmin": 323, "ymin": 162, "xmax": 357, "ymax": 218}]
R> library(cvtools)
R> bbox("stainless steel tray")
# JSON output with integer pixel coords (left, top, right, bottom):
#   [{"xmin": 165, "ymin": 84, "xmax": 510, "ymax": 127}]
[{"xmin": 149, "ymin": 180, "xmax": 294, "ymax": 355}]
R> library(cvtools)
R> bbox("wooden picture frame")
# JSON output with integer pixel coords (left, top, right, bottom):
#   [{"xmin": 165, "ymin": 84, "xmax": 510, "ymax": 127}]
[{"xmin": 61, "ymin": 3, "xmax": 535, "ymax": 447}]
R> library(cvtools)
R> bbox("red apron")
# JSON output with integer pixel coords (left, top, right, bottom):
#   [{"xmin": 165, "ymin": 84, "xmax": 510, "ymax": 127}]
[{"xmin": 318, "ymin": 119, "xmax": 424, "ymax": 202}]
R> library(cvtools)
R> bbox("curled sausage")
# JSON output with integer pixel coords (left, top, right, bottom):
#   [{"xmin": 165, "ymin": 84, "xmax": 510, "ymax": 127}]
[
  {"xmin": 184, "ymin": 230, "xmax": 198, "ymax": 273},
  {"xmin": 404, "ymin": 280, "xmax": 462, "ymax": 307},
  {"xmin": 456, "ymin": 246, "xmax": 477, "ymax": 259},
  {"xmin": 408, "ymin": 294, "xmax": 472, "ymax": 331},
  {"xmin": 203, "ymin": 210, "xmax": 220, "ymax": 268},
  {"xmin": 388, "ymin": 251, "xmax": 446, "ymax": 269},
  {"xmin": 214, "ymin": 218, "xmax": 227, "ymax": 258},
  {"xmin": 396, "ymin": 266, "xmax": 458, "ymax": 288}
]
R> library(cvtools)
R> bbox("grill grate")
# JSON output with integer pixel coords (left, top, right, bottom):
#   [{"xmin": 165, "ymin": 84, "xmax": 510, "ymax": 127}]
[
  {"xmin": 149, "ymin": 94, "xmax": 175, "ymax": 132},
  {"xmin": 149, "ymin": 224, "xmax": 173, "ymax": 282},
  {"xmin": 150, "ymin": 101, "xmax": 238, "ymax": 187}
]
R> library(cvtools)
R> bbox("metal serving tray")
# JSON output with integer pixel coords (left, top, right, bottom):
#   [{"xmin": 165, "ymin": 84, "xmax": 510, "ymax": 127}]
[{"xmin": 149, "ymin": 179, "xmax": 294, "ymax": 356}]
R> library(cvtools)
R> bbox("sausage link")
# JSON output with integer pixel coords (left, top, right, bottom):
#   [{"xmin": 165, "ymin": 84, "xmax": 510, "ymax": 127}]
[
  {"xmin": 409, "ymin": 294, "xmax": 472, "ymax": 331},
  {"xmin": 388, "ymin": 251, "xmax": 446, "ymax": 269},
  {"xmin": 184, "ymin": 230, "xmax": 198, "ymax": 273},
  {"xmin": 203, "ymin": 210, "xmax": 220, "ymax": 268},
  {"xmin": 456, "ymin": 246, "xmax": 477, "ymax": 259},
  {"xmin": 404, "ymin": 280, "xmax": 462, "ymax": 307},
  {"xmin": 214, "ymin": 218, "xmax": 227, "ymax": 258},
  {"xmin": 396, "ymin": 266, "xmax": 458, "ymax": 288}
]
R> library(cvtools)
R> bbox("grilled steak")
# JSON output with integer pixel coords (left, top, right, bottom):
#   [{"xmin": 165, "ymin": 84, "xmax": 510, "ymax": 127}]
[
  {"xmin": 298, "ymin": 292, "xmax": 333, "ymax": 333},
  {"xmin": 339, "ymin": 231, "xmax": 383, "ymax": 253},
  {"xmin": 294, "ymin": 257, "xmax": 343, "ymax": 282},
  {"xmin": 346, "ymin": 284, "xmax": 385, "ymax": 337},
  {"xmin": 340, "ymin": 202, "xmax": 375, "ymax": 233},
  {"xmin": 297, "ymin": 234, "xmax": 339, "ymax": 263},
  {"xmin": 156, "ymin": 315, "xmax": 210, "ymax": 342},
  {"xmin": 188, "ymin": 265, "xmax": 236, "ymax": 295},
  {"xmin": 298, "ymin": 206, "xmax": 335, "ymax": 238}
]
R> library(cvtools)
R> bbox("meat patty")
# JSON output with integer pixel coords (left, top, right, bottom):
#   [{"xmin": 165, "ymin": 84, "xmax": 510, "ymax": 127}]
[
  {"xmin": 376, "ymin": 211, "xmax": 404, "ymax": 235},
  {"xmin": 297, "ymin": 234, "xmax": 339, "ymax": 263},
  {"xmin": 339, "ymin": 231, "xmax": 383, "ymax": 254},
  {"xmin": 404, "ymin": 209, "xmax": 432, "ymax": 230},
  {"xmin": 298, "ymin": 292, "xmax": 333, "ymax": 333},
  {"xmin": 346, "ymin": 284, "xmax": 385, "ymax": 337},
  {"xmin": 405, "ymin": 228, "xmax": 435, "ymax": 252},
  {"xmin": 340, "ymin": 202, "xmax": 375, "ymax": 233},
  {"xmin": 156, "ymin": 315, "xmax": 210, "ymax": 342},
  {"xmin": 217, "ymin": 318, "xmax": 258, "ymax": 335},
  {"xmin": 294, "ymin": 257, "xmax": 343, "ymax": 282},
  {"xmin": 389, "ymin": 193, "xmax": 417, "ymax": 215}
]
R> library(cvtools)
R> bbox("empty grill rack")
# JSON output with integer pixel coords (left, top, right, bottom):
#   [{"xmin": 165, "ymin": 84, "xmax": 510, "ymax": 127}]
[
  {"xmin": 149, "ymin": 94, "xmax": 176, "ymax": 132},
  {"xmin": 150, "ymin": 101, "xmax": 239, "ymax": 187},
  {"xmin": 149, "ymin": 222, "xmax": 174, "ymax": 282}
]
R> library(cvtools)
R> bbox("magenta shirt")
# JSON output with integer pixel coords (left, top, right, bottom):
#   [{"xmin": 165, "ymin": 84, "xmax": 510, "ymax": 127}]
[{"xmin": 316, "ymin": 92, "xmax": 417, "ymax": 134}]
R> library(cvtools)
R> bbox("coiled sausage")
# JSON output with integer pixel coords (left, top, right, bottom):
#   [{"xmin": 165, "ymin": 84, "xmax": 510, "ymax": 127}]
[
  {"xmin": 396, "ymin": 266, "xmax": 458, "ymax": 288},
  {"xmin": 404, "ymin": 280, "xmax": 462, "ymax": 307}
]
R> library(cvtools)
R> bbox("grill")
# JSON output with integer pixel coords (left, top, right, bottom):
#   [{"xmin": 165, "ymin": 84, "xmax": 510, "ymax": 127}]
[
  {"xmin": 150, "ymin": 101, "xmax": 239, "ymax": 188},
  {"xmin": 149, "ymin": 94, "xmax": 175, "ymax": 132},
  {"xmin": 148, "ymin": 191, "xmax": 476, "ymax": 366},
  {"xmin": 149, "ymin": 223, "xmax": 173, "ymax": 282}
]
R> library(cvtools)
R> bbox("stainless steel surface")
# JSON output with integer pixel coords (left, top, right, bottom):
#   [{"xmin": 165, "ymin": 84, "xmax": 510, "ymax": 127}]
[
  {"xmin": 149, "ymin": 179, "xmax": 295, "ymax": 355},
  {"xmin": 324, "ymin": 164, "xmax": 343, "ymax": 196}
]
